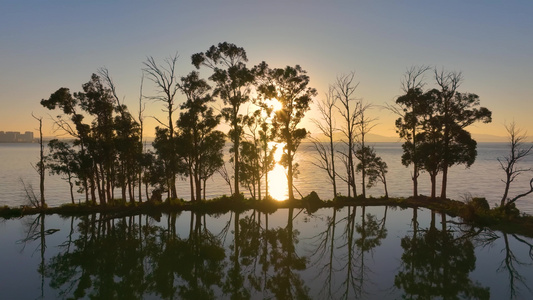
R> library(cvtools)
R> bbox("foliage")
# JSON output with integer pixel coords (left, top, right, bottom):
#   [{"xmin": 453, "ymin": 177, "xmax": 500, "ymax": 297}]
[{"xmin": 192, "ymin": 42, "xmax": 254, "ymax": 197}]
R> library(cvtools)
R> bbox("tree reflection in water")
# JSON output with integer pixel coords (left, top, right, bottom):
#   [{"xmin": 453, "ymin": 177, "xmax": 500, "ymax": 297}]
[
  {"xmin": 395, "ymin": 209, "xmax": 490, "ymax": 300},
  {"xmin": 40, "ymin": 209, "xmax": 310, "ymax": 299},
  {"xmin": 15, "ymin": 207, "xmax": 533, "ymax": 299},
  {"xmin": 44, "ymin": 213, "xmax": 226, "ymax": 299},
  {"xmin": 308, "ymin": 205, "xmax": 388, "ymax": 299}
]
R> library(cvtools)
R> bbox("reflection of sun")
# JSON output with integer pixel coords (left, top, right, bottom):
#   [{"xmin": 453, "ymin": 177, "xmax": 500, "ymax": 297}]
[
  {"xmin": 268, "ymin": 142, "xmax": 288, "ymax": 201},
  {"xmin": 268, "ymin": 164, "xmax": 288, "ymax": 201}
]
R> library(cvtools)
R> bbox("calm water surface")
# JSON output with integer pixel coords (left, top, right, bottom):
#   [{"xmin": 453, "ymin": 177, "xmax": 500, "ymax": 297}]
[
  {"xmin": 1, "ymin": 142, "xmax": 532, "ymax": 214},
  {"xmin": 0, "ymin": 207, "xmax": 532, "ymax": 299}
]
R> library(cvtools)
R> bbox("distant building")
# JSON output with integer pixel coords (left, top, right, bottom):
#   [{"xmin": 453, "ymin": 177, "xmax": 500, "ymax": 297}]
[
  {"xmin": 0, "ymin": 131, "xmax": 35, "ymax": 143},
  {"xmin": 20, "ymin": 131, "xmax": 34, "ymax": 142}
]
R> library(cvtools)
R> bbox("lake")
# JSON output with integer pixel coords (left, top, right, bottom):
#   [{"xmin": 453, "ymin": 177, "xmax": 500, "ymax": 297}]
[
  {"xmin": 1, "ymin": 207, "xmax": 532, "ymax": 299},
  {"xmin": 1, "ymin": 142, "xmax": 532, "ymax": 214}
]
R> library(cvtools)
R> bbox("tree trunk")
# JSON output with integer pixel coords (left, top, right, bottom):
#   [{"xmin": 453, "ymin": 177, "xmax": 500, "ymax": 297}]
[
  {"xmin": 440, "ymin": 165, "xmax": 448, "ymax": 199},
  {"xmin": 413, "ymin": 166, "xmax": 419, "ymax": 197},
  {"xmin": 195, "ymin": 173, "xmax": 202, "ymax": 201},
  {"xmin": 189, "ymin": 166, "xmax": 195, "ymax": 201},
  {"xmin": 37, "ymin": 118, "xmax": 45, "ymax": 208},
  {"xmin": 287, "ymin": 148, "xmax": 294, "ymax": 201},
  {"xmin": 500, "ymin": 171, "xmax": 512, "ymax": 207},
  {"xmin": 430, "ymin": 172, "xmax": 437, "ymax": 199},
  {"xmin": 68, "ymin": 177, "xmax": 75, "ymax": 204},
  {"xmin": 330, "ymin": 135, "xmax": 337, "ymax": 199},
  {"xmin": 234, "ymin": 130, "xmax": 240, "ymax": 197}
]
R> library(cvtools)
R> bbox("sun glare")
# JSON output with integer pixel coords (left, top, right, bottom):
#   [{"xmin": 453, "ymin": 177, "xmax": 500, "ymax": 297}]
[{"xmin": 265, "ymin": 98, "xmax": 283, "ymax": 112}]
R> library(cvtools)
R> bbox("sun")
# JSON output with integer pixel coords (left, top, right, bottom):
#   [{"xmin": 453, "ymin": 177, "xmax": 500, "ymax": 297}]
[{"xmin": 265, "ymin": 98, "xmax": 283, "ymax": 112}]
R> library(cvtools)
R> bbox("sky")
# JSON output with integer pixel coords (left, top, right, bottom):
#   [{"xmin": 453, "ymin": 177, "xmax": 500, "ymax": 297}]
[{"xmin": 1, "ymin": 1, "xmax": 532, "ymax": 141}]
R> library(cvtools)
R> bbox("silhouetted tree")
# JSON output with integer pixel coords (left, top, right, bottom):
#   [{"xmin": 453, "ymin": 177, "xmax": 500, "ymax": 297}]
[
  {"xmin": 41, "ymin": 74, "xmax": 131, "ymax": 205},
  {"xmin": 152, "ymin": 127, "xmax": 183, "ymax": 200},
  {"xmin": 143, "ymin": 53, "xmax": 181, "ymax": 199},
  {"xmin": 99, "ymin": 67, "xmax": 142, "ymax": 203},
  {"xmin": 498, "ymin": 122, "xmax": 533, "ymax": 209},
  {"xmin": 334, "ymin": 72, "xmax": 360, "ymax": 198},
  {"xmin": 41, "ymin": 87, "xmax": 92, "ymax": 203},
  {"xmin": 46, "ymin": 139, "xmax": 80, "ymax": 204},
  {"xmin": 199, "ymin": 131, "xmax": 225, "ymax": 200},
  {"xmin": 177, "ymin": 71, "xmax": 225, "ymax": 201},
  {"xmin": 32, "ymin": 113, "xmax": 46, "ymax": 207},
  {"xmin": 433, "ymin": 69, "xmax": 492, "ymax": 199},
  {"xmin": 238, "ymin": 140, "xmax": 261, "ymax": 199},
  {"xmin": 256, "ymin": 63, "xmax": 316, "ymax": 200},
  {"xmin": 390, "ymin": 66, "xmax": 431, "ymax": 197},
  {"xmin": 357, "ymin": 146, "xmax": 389, "ymax": 198},
  {"xmin": 354, "ymin": 103, "xmax": 376, "ymax": 199},
  {"xmin": 192, "ymin": 42, "xmax": 254, "ymax": 198},
  {"xmin": 310, "ymin": 87, "xmax": 338, "ymax": 199}
]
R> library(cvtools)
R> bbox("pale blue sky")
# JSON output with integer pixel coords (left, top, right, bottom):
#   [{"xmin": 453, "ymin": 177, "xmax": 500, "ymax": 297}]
[{"xmin": 1, "ymin": 1, "xmax": 532, "ymax": 139}]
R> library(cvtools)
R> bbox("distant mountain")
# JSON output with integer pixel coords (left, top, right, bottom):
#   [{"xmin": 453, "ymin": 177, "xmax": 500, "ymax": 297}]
[
  {"xmin": 471, "ymin": 133, "xmax": 509, "ymax": 143},
  {"xmin": 308, "ymin": 132, "xmax": 401, "ymax": 143},
  {"xmin": 308, "ymin": 132, "xmax": 514, "ymax": 143}
]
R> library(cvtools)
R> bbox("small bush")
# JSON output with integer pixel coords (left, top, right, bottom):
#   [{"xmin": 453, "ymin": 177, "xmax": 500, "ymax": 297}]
[{"xmin": 470, "ymin": 197, "xmax": 490, "ymax": 212}]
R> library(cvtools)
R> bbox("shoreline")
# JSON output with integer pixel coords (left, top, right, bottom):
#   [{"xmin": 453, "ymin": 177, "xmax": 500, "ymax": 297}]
[{"xmin": 2, "ymin": 195, "xmax": 532, "ymax": 238}]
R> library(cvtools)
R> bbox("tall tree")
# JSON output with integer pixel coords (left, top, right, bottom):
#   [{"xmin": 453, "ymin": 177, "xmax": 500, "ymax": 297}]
[
  {"xmin": 334, "ymin": 72, "xmax": 361, "ymax": 198},
  {"xmin": 415, "ymin": 89, "xmax": 442, "ymax": 199},
  {"xmin": 256, "ymin": 63, "xmax": 316, "ymax": 200},
  {"xmin": 390, "ymin": 66, "xmax": 431, "ymax": 197},
  {"xmin": 192, "ymin": 42, "xmax": 254, "ymax": 198},
  {"xmin": 41, "ymin": 87, "xmax": 92, "ymax": 203},
  {"xmin": 177, "ymin": 71, "xmax": 225, "ymax": 201},
  {"xmin": 354, "ymin": 102, "xmax": 376, "ymax": 199},
  {"xmin": 143, "ymin": 53, "xmax": 180, "ymax": 199},
  {"xmin": 242, "ymin": 107, "xmax": 277, "ymax": 201},
  {"xmin": 41, "ymin": 74, "xmax": 119, "ymax": 205},
  {"xmin": 99, "ymin": 67, "xmax": 142, "ymax": 204},
  {"xmin": 32, "ymin": 113, "xmax": 46, "ymax": 208},
  {"xmin": 434, "ymin": 69, "xmax": 492, "ymax": 199}
]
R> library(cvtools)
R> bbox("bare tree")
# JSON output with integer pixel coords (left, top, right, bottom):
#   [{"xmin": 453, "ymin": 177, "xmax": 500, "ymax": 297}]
[
  {"xmin": 310, "ymin": 86, "xmax": 338, "ymax": 199},
  {"xmin": 218, "ymin": 163, "xmax": 233, "ymax": 196},
  {"xmin": 143, "ymin": 53, "xmax": 180, "ymax": 198},
  {"xmin": 499, "ymin": 122, "xmax": 533, "ymax": 209},
  {"xmin": 334, "ymin": 72, "xmax": 361, "ymax": 198},
  {"xmin": 137, "ymin": 74, "xmax": 145, "ymax": 203},
  {"xmin": 32, "ymin": 113, "xmax": 46, "ymax": 208}
]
